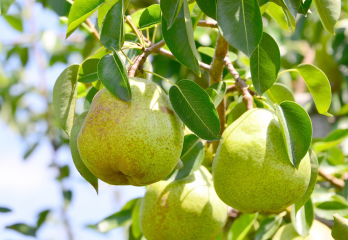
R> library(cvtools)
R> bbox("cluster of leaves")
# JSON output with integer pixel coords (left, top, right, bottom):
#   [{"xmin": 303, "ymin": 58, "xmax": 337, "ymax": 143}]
[{"xmin": 1, "ymin": 0, "xmax": 348, "ymax": 239}]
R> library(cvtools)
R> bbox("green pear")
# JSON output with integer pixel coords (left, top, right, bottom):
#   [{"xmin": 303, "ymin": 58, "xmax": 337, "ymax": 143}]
[
  {"xmin": 213, "ymin": 108, "xmax": 311, "ymax": 213},
  {"xmin": 140, "ymin": 166, "xmax": 228, "ymax": 240},
  {"xmin": 77, "ymin": 77, "xmax": 184, "ymax": 186},
  {"xmin": 331, "ymin": 213, "xmax": 348, "ymax": 240}
]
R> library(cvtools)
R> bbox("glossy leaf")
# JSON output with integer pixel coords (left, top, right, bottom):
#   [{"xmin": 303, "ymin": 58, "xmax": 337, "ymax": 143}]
[
  {"xmin": 313, "ymin": 0, "xmax": 341, "ymax": 34},
  {"xmin": 70, "ymin": 111, "xmax": 98, "ymax": 193},
  {"xmin": 169, "ymin": 80, "xmax": 221, "ymax": 141},
  {"xmin": 326, "ymin": 146, "xmax": 345, "ymax": 165},
  {"xmin": 195, "ymin": 0, "xmax": 217, "ymax": 19},
  {"xmin": 166, "ymin": 134, "xmax": 204, "ymax": 181},
  {"xmin": 100, "ymin": 0, "xmax": 124, "ymax": 51},
  {"xmin": 291, "ymin": 199, "xmax": 314, "ymax": 236},
  {"xmin": 131, "ymin": 198, "xmax": 142, "ymax": 239},
  {"xmin": 295, "ymin": 148, "xmax": 318, "ymax": 212},
  {"xmin": 37, "ymin": 210, "xmax": 50, "ymax": 228},
  {"xmin": 275, "ymin": 101, "xmax": 312, "ymax": 168},
  {"xmin": 250, "ymin": 32, "xmax": 281, "ymax": 95},
  {"xmin": 139, "ymin": 4, "xmax": 161, "ymax": 29},
  {"xmin": 255, "ymin": 214, "xmax": 283, "ymax": 240},
  {"xmin": 283, "ymin": 0, "xmax": 301, "ymax": 18},
  {"xmin": 298, "ymin": 0, "xmax": 312, "ymax": 15},
  {"xmin": 190, "ymin": 3, "xmax": 203, "ymax": 30},
  {"xmin": 162, "ymin": 0, "xmax": 201, "ymax": 76},
  {"xmin": 264, "ymin": 83, "xmax": 295, "ymax": 104},
  {"xmin": 198, "ymin": 47, "xmax": 237, "ymax": 62},
  {"xmin": 217, "ymin": 0, "xmax": 263, "ymax": 56},
  {"xmin": 6, "ymin": 223, "xmax": 37, "ymax": 236},
  {"xmin": 97, "ymin": 50, "xmax": 131, "ymax": 102},
  {"xmin": 78, "ymin": 58, "xmax": 99, "ymax": 83},
  {"xmin": 332, "ymin": 214, "xmax": 348, "ymax": 240},
  {"xmin": 206, "ymin": 82, "xmax": 227, "ymax": 107},
  {"xmin": 228, "ymin": 213, "xmax": 258, "ymax": 240},
  {"xmin": 315, "ymin": 195, "xmax": 348, "ymax": 220},
  {"xmin": 88, "ymin": 198, "xmax": 139, "ymax": 233},
  {"xmin": 160, "ymin": 0, "xmax": 183, "ymax": 29},
  {"xmin": 4, "ymin": 15, "xmax": 23, "ymax": 32},
  {"xmin": 312, "ymin": 129, "xmax": 348, "ymax": 153},
  {"xmin": 297, "ymin": 64, "xmax": 332, "ymax": 116},
  {"xmin": 0, "ymin": 207, "xmax": 11, "ymax": 213},
  {"xmin": 98, "ymin": 0, "xmax": 117, "ymax": 28},
  {"xmin": 0, "ymin": 0, "xmax": 15, "ymax": 15},
  {"xmin": 84, "ymin": 87, "xmax": 99, "ymax": 111},
  {"xmin": 66, "ymin": 0, "xmax": 105, "ymax": 38},
  {"xmin": 266, "ymin": 3, "xmax": 290, "ymax": 31},
  {"xmin": 53, "ymin": 64, "xmax": 79, "ymax": 137}
]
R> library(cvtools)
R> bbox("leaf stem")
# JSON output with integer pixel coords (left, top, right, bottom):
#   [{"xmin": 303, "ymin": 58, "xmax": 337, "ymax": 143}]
[
  {"xmin": 278, "ymin": 69, "xmax": 298, "ymax": 77},
  {"xmin": 142, "ymin": 70, "xmax": 177, "ymax": 86},
  {"xmin": 152, "ymin": 25, "xmax": 158, "ymax": 43},
  {"xmin": 125, "ymin": 16, "xmax": 144, "ymax": 48},
  {"xmin": 120, "ymin": 49, "xmax": 134, "ymax": 65}
]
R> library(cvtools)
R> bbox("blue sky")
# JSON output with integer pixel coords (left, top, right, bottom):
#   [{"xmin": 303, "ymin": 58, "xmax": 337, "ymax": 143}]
[{"xmin": 0, "ymin": 1, "xmax": 145, "ymax": 239}]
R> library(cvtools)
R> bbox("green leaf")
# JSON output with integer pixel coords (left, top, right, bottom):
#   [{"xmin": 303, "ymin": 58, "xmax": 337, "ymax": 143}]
[
  {"xmin": 169, "ymin": 80, "xmax": 221, "ymax": 141},
  {"xmin": 4, "ymin": 15, "xmax": 23, "ymax": 32},
  {"xmin": 0, "ymin": 207, "xmax": 11, "ymax": 213},
  {"xmin": 198, "ymin": 47, "xmax": 238, "ymax": 62},
  {"xmin": 275, "ymin": 101, "xmax": 312, "ymax": 168},
  {"xmin": 315, "ymin": 195, "xmax": 348, "ymax": 220},
  {"xmin": 190, "ymin": 3, "xmax": 203, "ymax": 30},
  {"xmin": 291, "ymin": 199, "xmax": 314, "ymax": 236},
  {"xmin": 166, "ymin": 134, "xmax": 204, "ymax": 181},
  {"xmin": 6, "ymin": 223, "xmax": 37, "ymax": 237},
  {"xmin": 298, "ymin": 0, "xmax": 312, "ymax": 15},
  {"xmin": 78, "ymin": 58, "xmax": 100, "ymax": 83},
  {"xmin": 161, "ymin": 0, "xmax": 183, "ymax": 29},
  {"xmin": 100, "ymin": 0, "xmax": 124, "ymax": 51},
  {"xmin": 266, "ymin": 2, "xmax": 290, "ymax": 31},
  {"xmin": 37, "ymin": 210, "xmax": 50, "ymax": 228},
  {"xmin": 98, "ymin": 0, "xmax": 117, "ymax": 28},
  {"xmin": 326, "ymin": 146, "xmax": 345, "ymax": 165},
  {"xmin": 227, "ymin": 102, "xmax": 247, "ymax": 125},
  {"xmin": 228, "ymin": 213, "xmax": 258, "ymax": 240},
  {"xmin": 283, "ymin": 0, "xmax": 301, "ymax": 18},
  {"xmin": 313, "ymin": 129, "xmax": 348, "ymax": 153},
  {"xmin": 139, "ymin": 4, "xmax": 161, "ymax": 29},
  {"xmin": 255, "ymin": 214, "xmax": 283, "ymax": 240},
  {"xmin": 70, "ymin": 111, "xmax": 99, "ymax": 193},
  {"xmin": 250, "ymin": 32, "xmax": 281, "ymax": 95},
  {"xmin": 131, "ymin": 198, "xmax": 142, "ymax": 239},
  {"xmin": 162, "ymin": 0, "xmax": 201, "ymax": 77},
  {"xmin": 66, "ymin": 0, "xmax": 105, "ymax": 38},
  {"xmin": 97, "ymin": 50, "xmax": 131, "ymax": 102},
  {"xmin": 313, "ymin": 0, "xmax": 341, "ymax": 34},
  {"xmin": 332, "ymin": 214, "xmax": 348, "ymax": 240},
  {"xmin": 195, "ymin": 0, "xmax": 217, "ymax": 19},
  {"xmin": 339, "ymin": 179, "xmax": 348, "ymax": 202},
  {"xmin": 294, "ymin": 148, "xmax": 318, "ymax": 212},
  {"xmin": 217, "ymin": 0, "xmax": 263, "ymax": 57},
  {"xmin": 0, "ymin": 0, "xmax": 15, "ymax": 15},
  {"xmin": 264, "ymin": 83, "xmax": 295, "ymax": 104},
  {"xmin": 296, "ymin": 64, "xmax": 332, "ymax": 116},
  {"xmin": 53, "ymin": 64, "xmax": 79, "ymax": 137},
  {"xmin": 206, "ymin": 82, "xmax": 227, "ymax": 108},
  {"xmin": 88, "ymin": 198, "xmax": 139, "ymax": 233},
  {"xmin": 84, "ymin": 87, "xmax": 99, "ymax": 111}
]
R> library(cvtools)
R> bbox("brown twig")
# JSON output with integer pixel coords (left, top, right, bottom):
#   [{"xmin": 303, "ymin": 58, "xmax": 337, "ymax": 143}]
[
  {"xmin": 197, "ymin": 20, "xmax": 218, "ymax": 28},
  {"xmin": 318, "ymin": 168, "xmax": 345, "ymax": 190},
  {"xmin": 224, "ymin": 56, "xmax": 254, "ymax": 110},
  {"xmin": 85, "ymin": 18, "xmax": 102, "ymax": 45},
  {"xmin": 209, "ymin": 33, "xmax": 229, "ymax": 136}
]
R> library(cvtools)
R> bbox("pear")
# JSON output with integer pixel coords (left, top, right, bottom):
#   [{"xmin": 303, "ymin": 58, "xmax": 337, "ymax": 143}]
[
  {"xmin": 140, "ymin": 166, "xmax": 228, "ymax": 240},
  {"xmin": 331, "ymin": 214, "xmax": 348, "ymax": 240},
  {"xmin": 213, "ymin": 108, "xmax": 311, "ymax": 214},
  {"xmin": 77, "ymin": 77, "xmax": 184, "ymax": 186}
]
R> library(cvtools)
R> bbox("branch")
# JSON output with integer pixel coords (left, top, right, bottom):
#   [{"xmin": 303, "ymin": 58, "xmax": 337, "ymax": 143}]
[
  {"xmin": 197, "ymin": 20, "xmax": 218, "ymax": 28},
  {"xmin": 85, "ymin": 18, "xmax": 102, "ymax": 45},
  {"xmin": 224, "ymin": 57, "xmax": 254, "ymax": 110},
  {"xmin": 319, "ymin": 168, "xmax": 345, "ymax": 190},
  {"xmin": 209, "ymin": 32, "xmax": 229, "ymax": 136}
]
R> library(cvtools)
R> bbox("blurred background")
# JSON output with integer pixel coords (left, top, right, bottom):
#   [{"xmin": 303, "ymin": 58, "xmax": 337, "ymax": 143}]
[{"xmin": 1, "ymin": 0, "xmax": 348, "ymax": 239}]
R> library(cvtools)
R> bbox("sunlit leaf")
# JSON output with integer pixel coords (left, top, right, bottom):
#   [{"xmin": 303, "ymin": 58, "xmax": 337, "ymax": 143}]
[
  {"xmin": 228, "ymin": 213, "xmax": 258, "ymax": 240},
  {"xmin": 139, "ymin": 4, "xmax": 161, "ymax": 29},
  {"xmin": 291, "ymin": 199, "xmax": 314, "ymax": 236},
  {"xmin": 161, "ymin": 0, "xmax": 183, "ymax": 29},
  {"xmin": 313, "ymin": 0, "xmax": 341, "ymax": 34}
]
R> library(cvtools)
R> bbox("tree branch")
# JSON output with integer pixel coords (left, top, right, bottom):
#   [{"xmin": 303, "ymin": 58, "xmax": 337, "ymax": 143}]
[
  {"xmin": 85, "ymin": 18, "xmax": 102, "ymax": 46},
  {"xmin": 209, "ymin": 32, "xmax": 229, "ymax": 136},
  {"xmin": 224, "ymin": 57, "xmax": 254, "ymax": 110},
  {"xmin": 197, "ymin": 20, "xmax": 218, "ymax": 28},
  {"xmin": 318, "ymin": 168, "xmax": 345, "ymax": 190}
]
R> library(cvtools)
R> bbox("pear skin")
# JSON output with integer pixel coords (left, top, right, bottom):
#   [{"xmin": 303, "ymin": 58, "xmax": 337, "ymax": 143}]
[
  {"xmin": 213, "ymin": 109, "xmax": 311, "ymax": 213},
  {"xmin": 77, "ymin": 77, "xmax": 184, "ymax": 186},
  {"xmin": 140, "ymin": 167, "xmax": 228, "ymax": 240}
]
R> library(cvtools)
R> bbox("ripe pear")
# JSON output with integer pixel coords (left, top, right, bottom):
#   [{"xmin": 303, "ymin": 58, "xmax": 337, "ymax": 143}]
[
  {"xmin": 213, "ymin": 108, "xmax": 311, "ymax": 214},
  {"xmin": 77, "ymin": 77, "xmax": 184, "ymax": 186},
  {"xmin": 140, "ymin": 166, "xmax": 228, "ymax": 240}
]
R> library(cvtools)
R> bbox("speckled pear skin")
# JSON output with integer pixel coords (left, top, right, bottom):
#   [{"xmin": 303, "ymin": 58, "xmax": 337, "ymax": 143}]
[
  {"xmin": 139, "ymin": 167, "xmax": 228, "ymax": 240},
  {"xmin": 212, "ymin": 108, "xmax": 311, "ymax": 214},
  {"xmin": 77, "ymin": 77, "xmax": 184, "ymax": 186}
]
